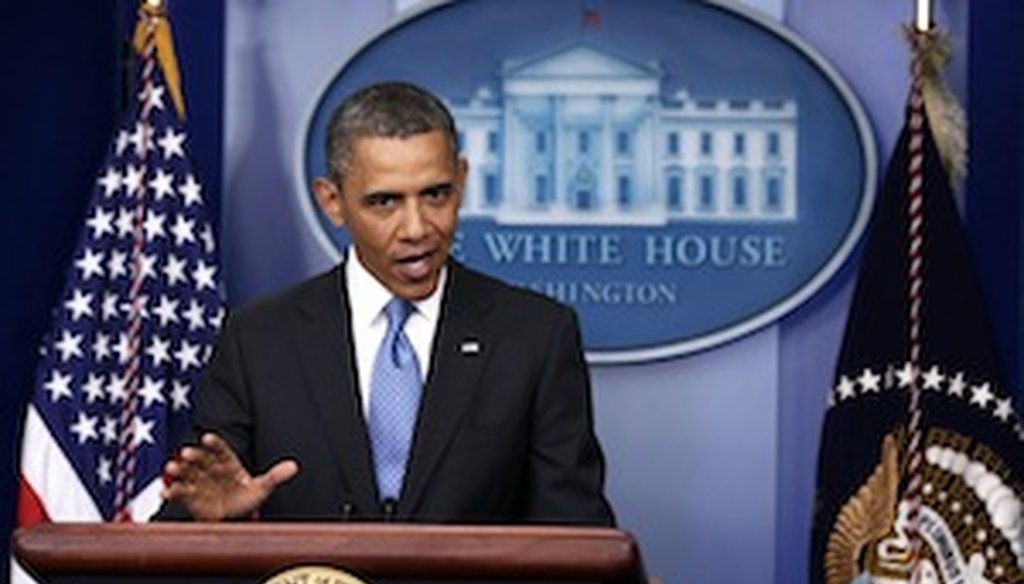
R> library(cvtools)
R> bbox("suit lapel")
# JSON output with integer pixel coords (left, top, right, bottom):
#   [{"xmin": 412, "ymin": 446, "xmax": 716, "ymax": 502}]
[
  {"xmin": 294, "ymin": 266, "xmax": 379, "ymax": 514},
  {"xmin": 400, "ymin": 263, "xmax": 494, "ymax": 515}
]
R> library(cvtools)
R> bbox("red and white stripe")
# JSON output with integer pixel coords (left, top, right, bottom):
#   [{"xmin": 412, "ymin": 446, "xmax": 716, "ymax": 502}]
[{"xmin": 12, "ymin": 405, "xmax": 163, "ymax": 584}]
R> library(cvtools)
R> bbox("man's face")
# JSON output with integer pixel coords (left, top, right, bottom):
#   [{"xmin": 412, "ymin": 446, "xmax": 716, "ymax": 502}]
[{"xmin": 314, "ymin": 130, "xmax": 466, "ymax": 301}]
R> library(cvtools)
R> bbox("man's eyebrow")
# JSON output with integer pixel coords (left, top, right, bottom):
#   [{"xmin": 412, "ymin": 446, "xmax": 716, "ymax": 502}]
[
  {"xmin": 362, "ymin": 189, "xmax": 402, "ymax": 202},
  {"xmin": 420, "ymin": 182, "xmax": 455, "ymax": 195}
]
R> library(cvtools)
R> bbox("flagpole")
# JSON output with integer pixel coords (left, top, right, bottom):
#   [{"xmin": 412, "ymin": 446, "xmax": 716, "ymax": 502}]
[{"xmin": 915, "ymin": 0, "xmax": 932, "ymax": 32}]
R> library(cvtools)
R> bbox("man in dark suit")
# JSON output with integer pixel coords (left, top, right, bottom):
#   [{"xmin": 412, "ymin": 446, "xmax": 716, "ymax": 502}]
[{"xmin": 160, "ymin": 82, "xmax": 613, "ymax": 525}]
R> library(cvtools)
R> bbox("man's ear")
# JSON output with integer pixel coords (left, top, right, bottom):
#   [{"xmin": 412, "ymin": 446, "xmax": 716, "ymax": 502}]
[
  {"xmin": 454, "ymin": 157, "xmax": 469, "ymax": 206},
  {"xmin": 312, "ymin": 177, "xmax": 345, "ymax": 227}
]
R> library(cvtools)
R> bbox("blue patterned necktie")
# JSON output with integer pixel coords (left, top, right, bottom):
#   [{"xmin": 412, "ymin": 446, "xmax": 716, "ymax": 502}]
[{"xmin": 368, "ymin": 297, "xmax": 422, "ymax": 502}]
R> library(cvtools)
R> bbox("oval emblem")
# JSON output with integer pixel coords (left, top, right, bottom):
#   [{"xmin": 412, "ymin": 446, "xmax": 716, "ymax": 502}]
[
  {"xmin": 262, "ymin": 566, "xmax": 369, "ymax": 584},
  {"xmin": 298, "ymin": 0, "xmax": 876, "ymax": 364}
]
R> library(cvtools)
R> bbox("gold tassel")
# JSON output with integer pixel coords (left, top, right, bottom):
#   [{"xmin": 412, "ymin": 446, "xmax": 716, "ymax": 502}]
[
  {"xmin": 132, "ymin": 0, "xmax": 186, "ymax": 120},
  {"xmin": 906, "ymin": 26, "xmax": 968, "ymax": 189}
]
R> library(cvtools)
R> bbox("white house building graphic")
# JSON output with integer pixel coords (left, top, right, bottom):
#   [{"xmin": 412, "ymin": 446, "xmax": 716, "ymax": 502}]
[{"xmin": 449, "ymin": 43, "xmax": 799, "ymax": 225}]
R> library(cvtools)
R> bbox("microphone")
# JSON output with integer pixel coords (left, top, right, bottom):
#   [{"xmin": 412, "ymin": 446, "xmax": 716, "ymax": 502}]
[
  {"xmin": 381, "ymin": 498, "xmax": 398, "ymax": 521},
  {"xmin": 339, "ymin": 501, "xmax": 355, "ymax": 520}
]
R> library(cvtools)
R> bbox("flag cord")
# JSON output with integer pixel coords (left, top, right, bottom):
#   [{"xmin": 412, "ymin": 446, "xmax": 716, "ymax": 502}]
[
  {"xmin": 112, "ymin": 7, "xmax": 159, "ymax": 522},
  {"xmin": 902, "ymin": 26, "xmax": 932, "ymax": 584}
]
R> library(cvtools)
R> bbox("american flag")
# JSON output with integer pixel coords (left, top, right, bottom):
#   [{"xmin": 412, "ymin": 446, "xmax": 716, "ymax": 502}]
[{"xmin": 14, "ymin": 4, "xmax": 222, "ymax": 546}]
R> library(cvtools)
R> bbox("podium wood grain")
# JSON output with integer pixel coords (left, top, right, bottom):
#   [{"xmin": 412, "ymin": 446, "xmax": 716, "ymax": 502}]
[{"xmin": 13, "ymin": 523, "xmax": 647, "ymax": 584}]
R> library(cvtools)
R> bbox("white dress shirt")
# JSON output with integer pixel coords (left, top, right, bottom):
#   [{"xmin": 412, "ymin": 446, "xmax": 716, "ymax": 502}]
[{"xmin": 345, "ymin": 247, "xmax": 444, "ymax": 417}]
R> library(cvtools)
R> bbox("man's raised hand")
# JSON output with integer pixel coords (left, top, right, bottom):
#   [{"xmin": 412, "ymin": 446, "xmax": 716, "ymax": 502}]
[{"xmin": 161, "ymin": 433, "xmax": 299, "ymax": 521}]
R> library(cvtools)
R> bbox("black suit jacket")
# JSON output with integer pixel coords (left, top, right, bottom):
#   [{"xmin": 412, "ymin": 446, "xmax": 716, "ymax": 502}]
[{"xmin": 160, "ymin": 261, "xmax": 613, "ymax": 525}]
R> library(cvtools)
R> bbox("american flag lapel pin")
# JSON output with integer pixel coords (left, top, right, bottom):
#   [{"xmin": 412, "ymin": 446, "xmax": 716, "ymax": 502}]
[{"xmin": 459, "ymin": 338, "xmax": 481, "ymax": 355}]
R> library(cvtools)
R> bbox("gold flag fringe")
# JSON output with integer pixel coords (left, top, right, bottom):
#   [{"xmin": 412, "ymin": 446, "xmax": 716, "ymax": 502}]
[
  {"xmin": 905, "ymin": 26, "xmax": 968, "ymax": 190},
  {"xmin": 132, "ymin": 1, "xmax": 186, "ymax": 120}
]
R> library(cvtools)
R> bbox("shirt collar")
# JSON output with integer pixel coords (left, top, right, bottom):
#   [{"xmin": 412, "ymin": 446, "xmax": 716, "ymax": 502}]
[{"xmin": 345, "ymin": 247, "xmax": 446, "ymax": 326}]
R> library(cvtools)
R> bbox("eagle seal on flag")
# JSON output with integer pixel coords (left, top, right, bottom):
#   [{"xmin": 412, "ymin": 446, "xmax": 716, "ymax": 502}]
[{"xmin": 825, "ymin": 428, "xmax": 1021, "ymax": 583}]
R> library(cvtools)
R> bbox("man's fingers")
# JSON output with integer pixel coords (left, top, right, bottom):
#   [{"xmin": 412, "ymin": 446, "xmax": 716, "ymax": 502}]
[
  {"xmin": 200, "ymin": 433, "xmax": 242, "ymax": 464},
  {"xmin": 166, "ymin": 454, "xmax": 206, "ymax": 484},
  {"xmin": 174, "ymin": 433, "xmax": 237, "ymax": 475},
  {"xmin": 200, "ymin": 432, "xmax": 230, "ymax": 454},
  {"xmin": 164, "ymin": 459, "xmax": 186, "ymax": 478},
  {"xmin": 162, "ymin": 452, "xmax": 293, "ymax": 521},
  {"xmin": 178, "ymin": 445, "xmax": 216, "ymax": 472},
  {"xmin": 161, "ymin": 480, "xmax": 195, "ymax": 501},
  {"xmin": 167, "ymin": 436, "xmax": 240, "ymax": 487},
  {"xmin": 255, "ymin": 459, "xmax": 300, "ymax": 492}
]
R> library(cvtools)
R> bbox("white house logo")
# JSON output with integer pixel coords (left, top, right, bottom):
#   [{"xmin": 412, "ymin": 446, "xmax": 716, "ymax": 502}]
[
  {"xmin": 452, "ymin": 42, "xmax": 797, "ymax": 227},
  {"xmin": 298, "ymin": 0, "xmax": 876, "ymax": 364}
]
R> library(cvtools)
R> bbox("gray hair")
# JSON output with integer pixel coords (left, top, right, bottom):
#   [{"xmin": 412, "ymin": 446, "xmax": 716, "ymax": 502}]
[{"xmin": 325, "ymin": 81, "xmax": 459, "ymax": 180}]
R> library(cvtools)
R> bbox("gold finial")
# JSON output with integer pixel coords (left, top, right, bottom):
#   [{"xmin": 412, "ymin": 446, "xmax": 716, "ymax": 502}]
[{"xmin": 132, "ymin": 0, "xmax": 186, "ymax": 120}]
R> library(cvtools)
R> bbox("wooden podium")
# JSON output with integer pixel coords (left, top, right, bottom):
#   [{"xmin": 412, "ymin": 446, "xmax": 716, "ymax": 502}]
[{"xmin": 12, "ymin": 523, "xmax": 647, "ymax": 584}]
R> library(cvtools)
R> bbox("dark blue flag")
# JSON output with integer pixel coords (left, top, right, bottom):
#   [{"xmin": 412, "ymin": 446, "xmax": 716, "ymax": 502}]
[{"xmin": 810, "ymin": 58, "xmax": 1023, "ymax": 584}]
